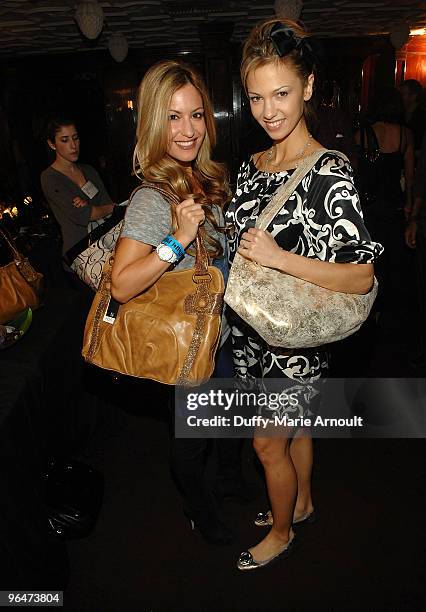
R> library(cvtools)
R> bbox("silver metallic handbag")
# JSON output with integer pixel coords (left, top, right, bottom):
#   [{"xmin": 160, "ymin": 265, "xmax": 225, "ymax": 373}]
[{"xmin": 224, "ymin": 149, "xmax": 378, "ymax": 348}]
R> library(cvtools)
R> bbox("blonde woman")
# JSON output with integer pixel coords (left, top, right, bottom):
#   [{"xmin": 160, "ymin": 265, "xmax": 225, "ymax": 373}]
[
  {"xmin": 226, "ymin": 20, "xmax": 383, "ymax": 570},
  {"xmin": 111, "ymin": 60, "xmax": 235, "ymax": 544}
]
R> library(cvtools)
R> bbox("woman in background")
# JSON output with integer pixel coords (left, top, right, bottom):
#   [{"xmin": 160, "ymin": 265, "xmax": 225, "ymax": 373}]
[
  {"xmin": 355, "ymin": 88, "xmax": 414, "ymax": 320},
  {"xmin": 41, "ymin": 117, "xmax": 115, "ymax": 284}
]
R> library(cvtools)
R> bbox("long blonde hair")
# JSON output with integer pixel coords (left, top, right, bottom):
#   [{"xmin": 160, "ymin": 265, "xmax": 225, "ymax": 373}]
[
  {"xmin": 133, "ymin": 60, "xmax": 229, "ymax": 256},
  {"xmin": 241, "ymin": 19, "xmax": 317, "ymax": 128}
]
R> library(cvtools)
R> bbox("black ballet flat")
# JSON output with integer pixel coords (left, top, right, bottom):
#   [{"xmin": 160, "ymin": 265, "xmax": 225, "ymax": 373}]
[{"xmin": 237, "ymin": 532, "xmax": 296, "ymax": 571}]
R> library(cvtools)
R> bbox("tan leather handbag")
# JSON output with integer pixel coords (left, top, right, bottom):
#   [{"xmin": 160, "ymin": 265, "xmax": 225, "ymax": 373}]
[
  {"xmin": 82, "ymin": 186, "xmax": 224, "ymax": 386},
  {"xmin": 0, "ymin": 225, "xmax": 44, "ymax": 324}
]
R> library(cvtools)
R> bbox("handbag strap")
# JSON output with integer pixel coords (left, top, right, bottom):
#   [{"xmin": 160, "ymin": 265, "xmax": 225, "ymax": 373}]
[
  {"xmin": 0, "ymin": 223, "xmax": 41, "ymax": 283},
  {"xmin": 256, "ymin": 148, "xmax": 348, "ymax": 231},
  {"xmin": 0, "ymin": 224, "xmax": 24, "ymax": 263},
  {"xmin": 64, "ymin": 206, "xmax": 126, "ymax": 266}
]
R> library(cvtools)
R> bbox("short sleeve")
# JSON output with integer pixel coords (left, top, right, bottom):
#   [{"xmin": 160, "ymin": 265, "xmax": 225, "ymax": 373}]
[
  {"xmin": 121, "ymin": 188, "xmax": 171, "ymax": 247},
  {"xmin": 303, "ymin": 153, "xmax": 384, "ymax": 264}
]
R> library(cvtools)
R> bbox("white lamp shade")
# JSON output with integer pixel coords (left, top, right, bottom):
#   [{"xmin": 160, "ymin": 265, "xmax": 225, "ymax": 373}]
[
  {"xmin": 108, "ymin": 33, "xmax": 129, "ymax": 63},
  {"xmin": 389, "ymin": 23, "xmax": 410, "ymax": 49},
  {"xmin": 274, "ymin": 0, "xmax": 303, "ymax": 21},
  {"xmin": 75, "ymin": 0, "xmax": 104, "ymax": 40}
]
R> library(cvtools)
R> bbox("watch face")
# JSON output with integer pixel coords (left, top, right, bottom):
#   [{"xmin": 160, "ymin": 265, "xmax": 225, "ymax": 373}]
[{"xmin": 156, "ymin": 244, "xmax": 177, "ymax": 263}]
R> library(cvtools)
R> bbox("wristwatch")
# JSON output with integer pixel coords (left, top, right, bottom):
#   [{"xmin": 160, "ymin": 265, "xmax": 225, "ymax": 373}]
[{"xmin": 155, "ymin": 243, "xmax": 178, "ymax": 264}]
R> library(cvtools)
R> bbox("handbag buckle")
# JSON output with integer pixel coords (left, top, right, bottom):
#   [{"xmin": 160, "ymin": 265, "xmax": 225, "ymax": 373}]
[{"xmin": 192, "ymin": 272, "xmax": 212, "ymax": 284}]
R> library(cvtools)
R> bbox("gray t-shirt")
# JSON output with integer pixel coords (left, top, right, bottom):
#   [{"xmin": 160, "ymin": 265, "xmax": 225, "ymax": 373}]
[
  {"xmin": 121, "ymin": 187, "xmax": 226, "ymax": 271},
  {"xmin": 40, "ymin": 163, "xmax": 112, "ymax": 256}
]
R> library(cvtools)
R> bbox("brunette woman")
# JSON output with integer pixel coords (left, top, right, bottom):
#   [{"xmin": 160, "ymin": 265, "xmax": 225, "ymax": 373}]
[{"xmin": 41, "ymin": 118, "xmax": 114, "ymax": 278}]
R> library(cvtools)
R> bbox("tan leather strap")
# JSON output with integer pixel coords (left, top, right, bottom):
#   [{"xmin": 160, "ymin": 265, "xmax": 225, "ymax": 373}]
[
  {"xmin": 0, "ymin": 225, "xmax": 23, "ymax": 262},
  {"xmin": 86, "ymin": 269, "xmax": 112, "ymax": 361},
  {"xmin": 0, "ymin": 224, "xmax": 40, "ymax": 283},
  {"xmin": 256, "ymin": 149, "xmax": 349, "ymax": 231}
]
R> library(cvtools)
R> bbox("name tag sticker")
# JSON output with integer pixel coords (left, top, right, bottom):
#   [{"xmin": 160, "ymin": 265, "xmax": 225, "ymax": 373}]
[
  {"xmin": 81, "ymin": 180, "xmax": 99, "ymax": 199},
  {"xmin": 103, "ymin": 297, "xmax": 120, "ymax": 324}
]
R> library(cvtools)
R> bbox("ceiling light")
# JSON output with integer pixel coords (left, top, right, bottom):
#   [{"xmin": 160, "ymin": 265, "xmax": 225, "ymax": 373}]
[
  {"xmin": 108, "ymin": 32, "xmax": 129, "ymax": 62},
  {"xmin": 75, "ymin": 1, "xmax": 104, "ymax": 40},
  {"xmin": 410, "ymin": 28, "xmax": 426, "ymax": 36},
  {"xmin": 274, "ymin": 0, "xmax": 303, "ymax": 21}
]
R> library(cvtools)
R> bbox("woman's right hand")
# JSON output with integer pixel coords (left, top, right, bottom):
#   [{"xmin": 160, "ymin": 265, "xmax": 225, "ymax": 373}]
[{"xmin": 173, "ymin": 197, "xmax": 205, "ymax": 247}]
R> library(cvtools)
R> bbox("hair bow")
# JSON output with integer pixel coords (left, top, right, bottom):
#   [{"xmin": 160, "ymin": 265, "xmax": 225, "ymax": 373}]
[{"xmin": 269, "ymin": 22, "xmax": 319, "ymax": 69}]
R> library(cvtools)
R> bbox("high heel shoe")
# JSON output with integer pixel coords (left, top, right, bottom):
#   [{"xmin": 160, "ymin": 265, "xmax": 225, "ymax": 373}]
[
  {"xmin": 237, "ymin": 532, "xmax": 296, "ymax": 571},
  {"xmin": 184, "ymin": 508, "xmax": 234, "ymax": 546},
  {"xmin": 254, "ymin": 509, "xmax": 316, "ymax": 528}
]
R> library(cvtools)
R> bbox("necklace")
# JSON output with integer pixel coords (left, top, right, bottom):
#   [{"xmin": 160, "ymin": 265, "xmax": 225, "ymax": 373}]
[{"xmin": 265, "ymin": 133, "xmax": 313, "ymax": 173}]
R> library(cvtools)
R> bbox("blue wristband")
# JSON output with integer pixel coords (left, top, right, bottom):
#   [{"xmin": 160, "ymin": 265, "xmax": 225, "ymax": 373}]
[{"xmin": 161, "ymin": 235, "xmax": 185, "ymax": 259}]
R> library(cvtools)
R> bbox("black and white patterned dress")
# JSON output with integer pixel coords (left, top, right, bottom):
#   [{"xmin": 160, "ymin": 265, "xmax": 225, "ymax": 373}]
[{"xmin": 226, "ymin": 151, "xmax": 383, "ymax": 400}]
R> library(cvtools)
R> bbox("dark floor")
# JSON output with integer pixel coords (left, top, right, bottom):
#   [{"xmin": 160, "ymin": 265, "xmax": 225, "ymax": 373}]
[{"xmin": 58, "ymin": 295, "xmax": 426, "ymax": 612}]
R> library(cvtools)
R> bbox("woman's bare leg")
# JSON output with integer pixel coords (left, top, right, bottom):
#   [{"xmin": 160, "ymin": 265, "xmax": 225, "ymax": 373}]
[
  {"xmin": 247, "ymin": 435, "xmax": 296, "ymax": 562},
  {"xmin": 290, "ymin": 432, "xmax": 314, "ymax": 519}
]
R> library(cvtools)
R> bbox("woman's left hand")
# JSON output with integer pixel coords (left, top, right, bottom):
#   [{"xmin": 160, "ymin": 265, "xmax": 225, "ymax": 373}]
[{"xmin": 237, "ymin": 228, "xmax": 283, "ymax": 268}]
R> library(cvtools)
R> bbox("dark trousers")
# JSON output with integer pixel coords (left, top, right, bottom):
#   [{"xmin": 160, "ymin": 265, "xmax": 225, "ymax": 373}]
[{"xmin": 169, "ymin": 336, "xmax": 244, "ymax": 512}]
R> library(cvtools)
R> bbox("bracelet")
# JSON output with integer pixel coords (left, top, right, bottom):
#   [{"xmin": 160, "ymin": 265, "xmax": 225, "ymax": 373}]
[{"xmin": 161, "ymin": 235, "xmax": 185, "ymax": 259}]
